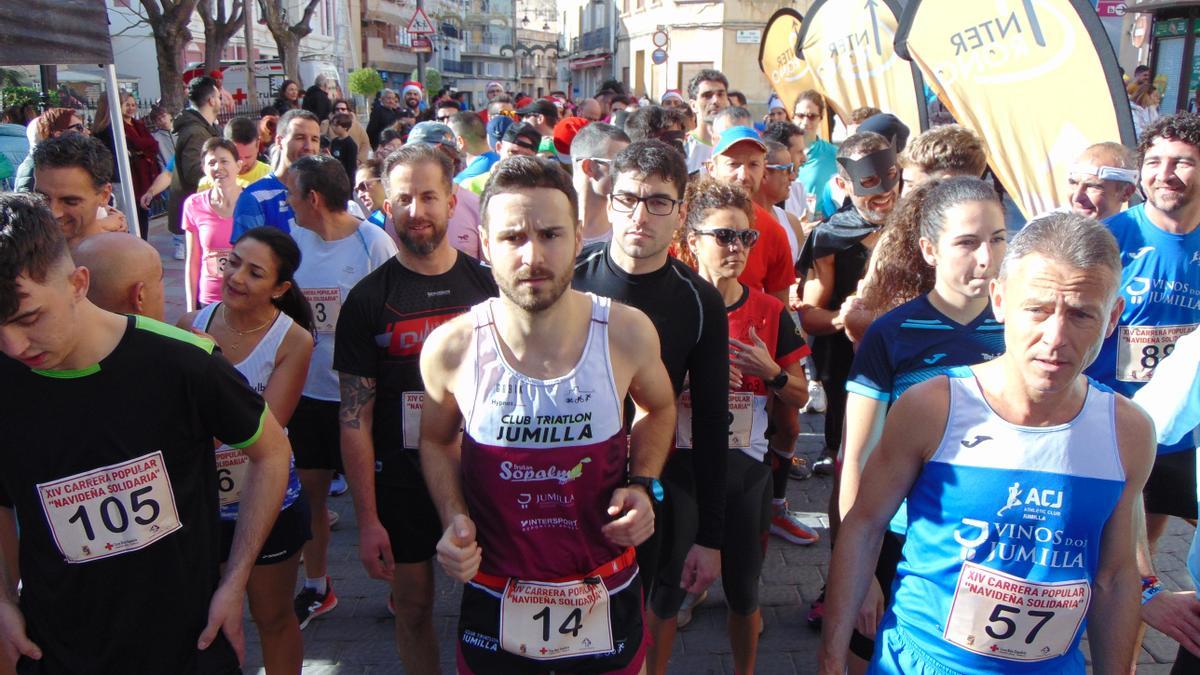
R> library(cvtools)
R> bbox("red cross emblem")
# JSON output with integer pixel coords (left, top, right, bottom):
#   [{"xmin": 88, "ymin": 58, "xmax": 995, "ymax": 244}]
[
  {"xmin": 105, "ymin": 543, "xmax": 114, "ymax": 551},
  {"xmin": 232, "ymin": 88, "xmax": 248, "ymax": 104}
]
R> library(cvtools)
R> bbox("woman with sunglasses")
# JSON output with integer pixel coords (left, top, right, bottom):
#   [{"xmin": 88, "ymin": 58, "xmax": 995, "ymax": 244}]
[
  {"xmin": 837, "ymin": 177, "xmax": 1007, "ymax": 674},
  {"xmin": 177, "ymin": 226, "xmax": 315, "ymax": 675},
  {"xmin": 674, "ymin": 177, "xmax": 811, "ymax": 675}
]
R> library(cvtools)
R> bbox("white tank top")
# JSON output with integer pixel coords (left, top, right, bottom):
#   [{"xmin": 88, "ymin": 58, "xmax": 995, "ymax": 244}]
[{"xmin": 193, "ymin": 302, "xmax": 294, "ymax": 395}]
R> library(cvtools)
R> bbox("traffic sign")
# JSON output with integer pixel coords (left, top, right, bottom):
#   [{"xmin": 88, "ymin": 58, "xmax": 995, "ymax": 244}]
[
  {"xmin": 411, "ymin": 37, "xmax": 432, "ymax": 53},
  {"xmin": 652, "ymin": 31, "xmax": 668, "ymax": 48},
  {"xmin": 1097, "ymin": 1, "xmax": 1125, "ymax": 18},
  {"xmin": 652, "ymin": 49, "xmax": 668, "ymax": 65},
  {"xmin": 407, "ymin": 8, "xmax": 435, "ymax": 35}
]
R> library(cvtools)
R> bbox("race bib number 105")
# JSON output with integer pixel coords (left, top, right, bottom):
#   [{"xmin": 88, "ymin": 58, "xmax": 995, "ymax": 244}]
[
  {"xmin": 944, "ymin": 561, "xmax": 1090, "ymax": 662},
  {"xmin": 499, "ymin": 578, "xmax": 614, "ymax": 661},
  {"xmin": 37, "ymin": 451, "xmax": 182, "ymax": 563}
]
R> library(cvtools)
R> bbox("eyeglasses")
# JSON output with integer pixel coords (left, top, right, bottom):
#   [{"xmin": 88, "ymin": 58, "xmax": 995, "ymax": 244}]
[
  {"xmin": 436, "ymin": 114, "xmax": 454, "ymax": 122},
  {"xmin": 766, "ymin": 163, "xmax": 795, "ymax": 173},
  {"xmin": 692, "ymin": 227, "xmax": 759, "ymax": 248},
  {"xmin": 354, "ymin": 178, "xmax": 382, "ymax": 192},
  {"xmin": 609, "ymin": 193, "xmax": 681, "ymax": 216},
  {"xmin": 795, "ymin": 113, "xmax": 821, "ymax": 121}
]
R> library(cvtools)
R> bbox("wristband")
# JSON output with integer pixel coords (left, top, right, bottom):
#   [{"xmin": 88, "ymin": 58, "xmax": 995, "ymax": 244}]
[
  {"xmin": 1142, "ymin": 583, "xmax": 1164, "ymax": 606},
  {"xmin": 1141, "ymin": 575, "xmax": 1159, "ymax": 591}
]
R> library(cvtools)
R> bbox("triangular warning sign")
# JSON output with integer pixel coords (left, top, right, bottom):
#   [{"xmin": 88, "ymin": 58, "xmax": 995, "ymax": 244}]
[{"xmin": 407, "ymin": 8, "xmax": 435, "ymax": 35}]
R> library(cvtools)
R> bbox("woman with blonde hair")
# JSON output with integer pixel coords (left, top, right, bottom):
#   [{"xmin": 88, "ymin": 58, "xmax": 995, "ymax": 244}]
[
  {"xmin": 1129, "ymin": 82, "xmax": 1162, "ymax": 139},
  {"xmin": 93, "ymin": 91, "xmax": 160, "ymax": 238}
]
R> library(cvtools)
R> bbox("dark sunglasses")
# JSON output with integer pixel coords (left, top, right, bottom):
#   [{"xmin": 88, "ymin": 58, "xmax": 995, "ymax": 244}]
[{"xmin": 692, "ymin": 227, "xmax": 760, "ymax": 248}]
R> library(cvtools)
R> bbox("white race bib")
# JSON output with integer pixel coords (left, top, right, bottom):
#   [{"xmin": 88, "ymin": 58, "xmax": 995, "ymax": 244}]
[
  {"xmin": 943, "ymin": 561, "xmax": 1090, "ymax": 662},
  {"xmin": 215, "ymin": 446, "xmax": 250, "ymax": 507},
  {"xmin": 1116, "ymin": 323, "xmax": 1196, "ymax": 382},
  {"xmin": 304, "ymin": 287, "xmax": 342, "ymax": 333},
  {"xmin": 499, "ymin": 578, "xmax": 613, "ymax": 661},
  {"xmin": 402, "ymin": 391, "xmax": 424, "ymax": 450},
  {"xmin": 676, "ymin": 391, "xmax": 754, "ymax": 449},
  {"xmin": 203, "ymin": 248, "xmax": 232, "ymax": 278},
  {"xmin": 37, "ymin": 451, "xmax": 182, "ymax": 563}
]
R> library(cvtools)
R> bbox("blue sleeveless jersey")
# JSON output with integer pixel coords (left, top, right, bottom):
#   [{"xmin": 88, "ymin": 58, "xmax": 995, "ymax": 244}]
[
  {"xmin": 1086, "ymin": 204, "xmax": 1200, "ymax": 454},
  {"xmin": 847, "ymin": 296, "xmax": 1005, "ymax": 534},
  {"xmin": 874, "ymin": 368, "xmax": 1125, "ymax": 674}
]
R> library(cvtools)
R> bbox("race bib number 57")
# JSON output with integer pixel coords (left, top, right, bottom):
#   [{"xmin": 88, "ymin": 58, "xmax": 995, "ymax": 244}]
[
  {"xmin": 37, "ymin": 452, "xmax": 182, "ymax": 563},
  {"xmin": 944, "ymin": 562, "xmax": 1090, "ymax": 662},
  {"xmin": 499, "ymin": 578, "xmax": 614, "ymax": 660}
]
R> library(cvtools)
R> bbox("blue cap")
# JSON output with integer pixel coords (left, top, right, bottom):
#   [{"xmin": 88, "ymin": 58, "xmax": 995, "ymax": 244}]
[
  {"xmin": 406, "ymin": 121, "xmax": 456, "ymax": 149},
  {"xmin": 486, "ymin": 116, "xmax": 514, "ymax": 151},
  {"xmin": 712, "ymin": 125, "xmax": 766, "ymax": 157}
]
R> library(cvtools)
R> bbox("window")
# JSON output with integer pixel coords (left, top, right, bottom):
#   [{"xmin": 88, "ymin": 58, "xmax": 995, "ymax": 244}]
[{"xmin": 678, "ymin": 62, "xmax": 713, "ymax": 94}]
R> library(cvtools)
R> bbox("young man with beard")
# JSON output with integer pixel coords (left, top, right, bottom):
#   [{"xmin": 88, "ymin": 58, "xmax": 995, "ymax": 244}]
[
  {"xmin": 335, "ymin": 145, "xmax": 496, "ymax": 674},
  {"xmin": 419, "ymin": 156, "xmax": 676, "ymax": 673},
  {"xmin": 574, "ymin": 140, "xmax": 730, "ymax": 669},
  {"xmin": 284, "ymin": 155, "xmax": 398, "ymax": 629},
  {"xmin": 821, "ymin": 213, "xmax": 1152, "ymax": 675},
  {"xmin": 798, "ymin": 132, "xmax": 901, "ymax": 483},
  {"xmin": 685, "ymin": 70, "xmax": 730, "ymax": 175}
]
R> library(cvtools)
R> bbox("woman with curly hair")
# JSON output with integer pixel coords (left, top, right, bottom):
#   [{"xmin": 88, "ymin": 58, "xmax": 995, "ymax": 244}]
[{"xmin": 835, "ymin": 176, "xmax": 1008, "ymax": 675}]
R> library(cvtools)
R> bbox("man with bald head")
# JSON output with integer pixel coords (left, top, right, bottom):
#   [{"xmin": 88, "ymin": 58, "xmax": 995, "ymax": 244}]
[
  {"xmin": 1066, "ymin": 142, "xmax": 1138, "ymax": 221},
  {"xmin": 73, "ymin": 232, "xmax": 165, "ymax": 320},
  {"xmin": 577, "ymin": 98, "xmax": 603, "ymax": 122}
]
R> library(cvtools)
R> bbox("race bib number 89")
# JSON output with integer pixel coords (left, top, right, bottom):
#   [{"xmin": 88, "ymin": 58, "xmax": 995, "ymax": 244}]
[
  {"xmin": 499, "ymin": 578, "xmax": 613, "ymax": 661},
  {"xmin": 37, "ymin": 452, "xmax": 182, "ymax": 563},
  {"xmin": 944, "ymin": 562, "xmax": 1090, "ymax": 662}
]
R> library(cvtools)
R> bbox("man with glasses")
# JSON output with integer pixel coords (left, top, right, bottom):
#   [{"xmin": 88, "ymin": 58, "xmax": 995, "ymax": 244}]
[
  {"xmin": 570, "ymin": 122, "xmax": 630, "ymax": 245},
  {"xmin": 574, "ymin": 139, "xmax": 729, "ymax": 675},
  {"xmin": 794, "ymin": 90, "xmax": 839, "ymax": 221},
  {"xmin": 353, "ymin": 158, "xmax": 387, "ymax": 228},
  {"xmin": 433, "ymin": 99, "xmax": 460, "ymax": 124},
  {"xmin": 760, "ymin": 140, "xmax": 804, "ymax": 263},
  {"xmin": 685, "ymin": 69, "xmax": 731, "ymax": 175}
]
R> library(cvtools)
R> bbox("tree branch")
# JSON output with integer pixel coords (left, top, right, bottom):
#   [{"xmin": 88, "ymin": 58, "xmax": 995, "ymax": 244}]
[{"xmin": 292, "ymin": 0, "xmax": 322, "ymax": 36}]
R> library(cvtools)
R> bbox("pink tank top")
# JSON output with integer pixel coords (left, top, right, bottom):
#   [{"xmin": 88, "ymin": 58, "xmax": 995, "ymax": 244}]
[{"xmin": 458, "ymin": 294, "xmax": 629, "ymax": 581}]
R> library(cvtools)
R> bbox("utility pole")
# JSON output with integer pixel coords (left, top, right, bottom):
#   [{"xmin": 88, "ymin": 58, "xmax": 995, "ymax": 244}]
[
  {"xmin": 416, "ymin": 0, "xmax": 426, "ymax": 91},
  {"xmin": 244, "ymin": 0, "xmax": 257, "ymax": 104}
]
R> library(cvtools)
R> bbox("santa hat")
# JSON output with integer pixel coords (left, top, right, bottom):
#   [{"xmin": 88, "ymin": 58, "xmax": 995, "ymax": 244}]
[
  {"xmin": 661, "ymin": 89, "xmax": 685, "ymax": 104},
  {"xmin": 402, "ymin": 81, "xmax": 424, "ymax": 96},
  {"xmin": 486, "ymin": 81, "xmax": 505, "ymax": 91}
]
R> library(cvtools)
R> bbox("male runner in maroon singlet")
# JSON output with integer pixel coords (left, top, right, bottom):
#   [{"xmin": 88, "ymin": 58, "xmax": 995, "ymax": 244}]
[{"xmin": 419, "ymin": 156, "xmax": 677, "ymax": 674}]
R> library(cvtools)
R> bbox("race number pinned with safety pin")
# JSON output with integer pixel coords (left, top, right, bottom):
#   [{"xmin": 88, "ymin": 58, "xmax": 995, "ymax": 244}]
[
  {"xmin": 1116, "ymin": 324, "xmax": 1195, "ymax": 382},
  {"xmin": 37, "ymin": 451, "xmax": 182, "ymax": 563},
  {"xmin": 304, "ymin": 287, "xmax": 342, "ymax": 334},
  {"xmin": 499, "ymin": 578, "xmax": 614, "ymax": 660},
  {"xmin": 676, "ymin": 391, "xmax": 754, "ymax": 449},
  {"xmin": 944, "ymin": 561, "xmax": 1090, "ymax": 661}
]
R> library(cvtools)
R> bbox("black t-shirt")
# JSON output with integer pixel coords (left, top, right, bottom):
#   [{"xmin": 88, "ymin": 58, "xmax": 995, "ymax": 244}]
[
  {"xmin": 334, "ymin": 252, "xmax": 497, "ymax": 489},
  {"xmin": 573, "ymin": 244, "xmax": 729, "ymax": 548},
  {"xmin": 0, "ymin": 315, "xmax": 266, "ymax": 674},
  {"xmin": 329, "ymin": 137, "xmax": 358, "ymax": 181}
]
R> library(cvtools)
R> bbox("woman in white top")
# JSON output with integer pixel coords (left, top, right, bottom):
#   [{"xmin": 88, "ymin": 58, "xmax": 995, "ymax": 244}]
[
  {"xmin": 178, "ymin": 226, "xmax": 314, "ymax": 674},
  {"xmin": 1130, "ymin": 82, "xmax": 1162, "ymax": 140}
]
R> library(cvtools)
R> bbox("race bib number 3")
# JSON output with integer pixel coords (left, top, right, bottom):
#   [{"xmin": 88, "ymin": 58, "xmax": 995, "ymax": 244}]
[
  {"xmin": 402, "ymin": 392, "xmax": 424, "ymax": 450},
  {"xmin": 676, "ymin": 391, "xmax": 754, "ymax": 449},
  {"xmin": 304, "ymin": 287, "xmax": 342, "ymax": 333},
  {"xmin": 215, "ymin": 446, "xmax": 250, "ymax": 507},
  {"xmin": 499, "ymin": 578, "xmax": 614, "ymax": 661},
  {"xmin": 37, "ymin": 452, "xmax": 182, "ymax": 564},
  {"xmin": 1116, "ymin": 324, "xmax": 1196, "ymax": 382},
  {"xmin": 944, "ymin": 562, "xmax": 1090, "ymax": 662},
  {"xmin": 203, "ymin": 248, "xmax": 232, "ymax": 278}
]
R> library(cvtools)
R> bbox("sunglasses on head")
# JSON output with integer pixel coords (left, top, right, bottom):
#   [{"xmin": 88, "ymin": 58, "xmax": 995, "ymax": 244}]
[{"xmin": 692, "ymin": 227, "xmax": 760, "ymax": 248}]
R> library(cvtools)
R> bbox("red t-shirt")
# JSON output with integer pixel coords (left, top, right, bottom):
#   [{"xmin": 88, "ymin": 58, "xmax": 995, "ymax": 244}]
[{"xmin": 739, "ymin": 203, "xmax": 796, "ymax": 296}]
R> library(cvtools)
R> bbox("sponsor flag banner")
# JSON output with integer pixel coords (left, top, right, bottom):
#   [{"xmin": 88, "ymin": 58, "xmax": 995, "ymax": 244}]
[
  {"xmin": 758, "ymin": 9, "xmax": 820, "ymax": 116},
  {"xmin": 796, "ymin": 0, "xmax": 928, "ymax": 136},
  {"xmin": 896, "ymin": 0, "xmax": 1136, "ymax": 219},
  {"xmin": 0, "ymin": 0, "xmax": 113, "ymax": 65}
]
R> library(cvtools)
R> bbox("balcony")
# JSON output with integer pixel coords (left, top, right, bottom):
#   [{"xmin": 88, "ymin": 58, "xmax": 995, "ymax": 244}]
[
  {"xmin": 571, "ymin": 27, "xmax": 610, "ymax": 54},
  {"xmin": 442, "ymin": 59, "xmax": 471, "ymax": 74}
]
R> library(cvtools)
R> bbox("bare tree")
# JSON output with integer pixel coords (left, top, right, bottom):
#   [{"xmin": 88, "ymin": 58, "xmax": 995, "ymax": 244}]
[
  {"xmin": 138, "ymin": 0, "xmax": 202, "ymax": 112},
  {"xmin": 258, "ymin": 0, "xmax": 323, "ymax": 86},
  {"xmin": 199, "ymin": 0, "xmax": 246, "ymax": 74}
]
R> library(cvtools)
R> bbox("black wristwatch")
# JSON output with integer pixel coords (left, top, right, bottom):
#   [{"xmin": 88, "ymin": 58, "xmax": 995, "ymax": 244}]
[
  {"xmin": 628, "ymin": 476, "xmax": 664, "ymax": 503},
  {"xmin": 766, "ymin": 368, "xmax": 788, "ymax": 389}
]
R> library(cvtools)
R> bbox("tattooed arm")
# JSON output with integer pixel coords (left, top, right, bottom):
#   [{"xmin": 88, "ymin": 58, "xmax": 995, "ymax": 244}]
[{"xmin": 338, "ymin": 374, "xmax": 396, "ymax": 580}]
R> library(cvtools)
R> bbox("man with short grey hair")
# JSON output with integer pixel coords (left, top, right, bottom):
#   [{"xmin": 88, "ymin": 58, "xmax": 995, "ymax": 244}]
[
  {"xmin": 823, "ymin": 211, "xmax": 1152, "ymax": 675},
  {"xmin": 711, "ymin": 106, "xmax": 754, "ymax": 139},
  {"xmin": 570, "ymin": 122, "xmax": 631, "ymax": 244}
]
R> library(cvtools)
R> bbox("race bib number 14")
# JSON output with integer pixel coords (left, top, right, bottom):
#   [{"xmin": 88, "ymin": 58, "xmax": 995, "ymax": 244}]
[
  {"xmin": 499, "ymin": 578, "xmax": 614, "ymax": 661},
  {"xmin": 944, "ymin": 562, "xmax": 1090, "ymax": 662},
  {"xmin": 37, "ymin": 451, "xmax": 182, "ymax": 563}
]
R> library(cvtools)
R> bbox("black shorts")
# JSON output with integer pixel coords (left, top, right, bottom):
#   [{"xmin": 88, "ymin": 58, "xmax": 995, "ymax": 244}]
[
  {"xmin": 719, "ymin": 450, "xmax": 772, "ymax": 615},
  {"xmin": 456, "ymin": 573, "xmax": 646, "ymax": 674},
  {"xmin": 849, "ymin": 530, "xmax": 905, "ymax": 660},
  {"xmin": 1143, "ymin": 449, "xmax": 1198, "ymax": 519},
  {"xmin": 647, "ymin": 454, "xmax": 699, "ymax": 618},
  {"xmin": 288, "ymin": 396, "xmax": 343, "ymax": 472},
  {"xmin": 376, "ymin": 477, "xmax": 443, "ymax": 564},
  {"xmin": 219, "ymin": 497, "xmax": 312, "ymax": 565}
]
